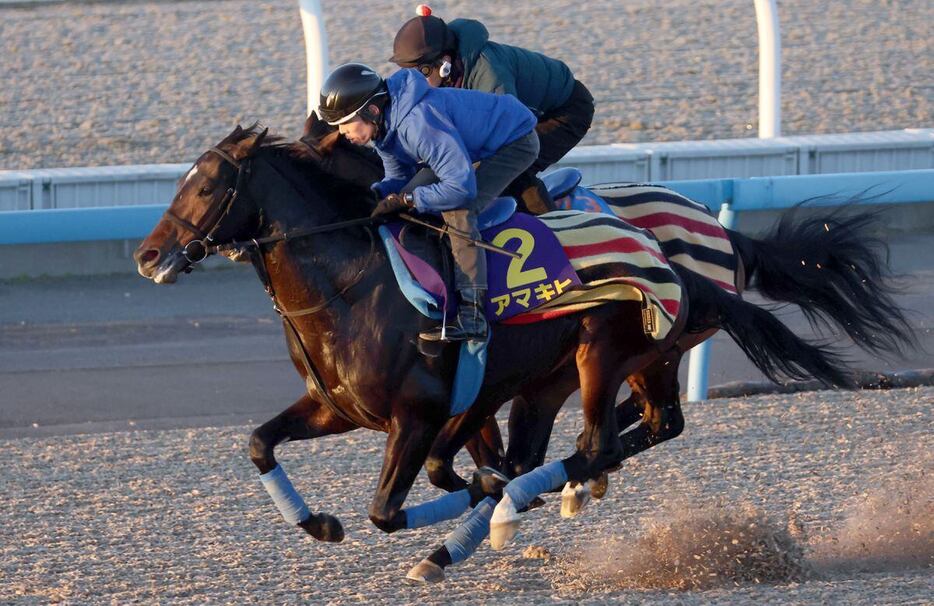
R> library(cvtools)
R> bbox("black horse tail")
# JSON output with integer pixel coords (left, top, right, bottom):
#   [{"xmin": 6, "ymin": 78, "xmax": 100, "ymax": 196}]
[
  {"xmin": 679, "ymin": 268, "xmax": 853, "ymax": 388},
  {"xmin": 728, "ymin": 207, "xmax": 915, "ymax": 357}
]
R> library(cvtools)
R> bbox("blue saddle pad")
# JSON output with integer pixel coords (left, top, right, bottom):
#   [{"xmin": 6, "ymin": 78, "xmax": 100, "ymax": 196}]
[{"xmin": 379, "ymin": 224, "xmax": 486, "ymax": 416}]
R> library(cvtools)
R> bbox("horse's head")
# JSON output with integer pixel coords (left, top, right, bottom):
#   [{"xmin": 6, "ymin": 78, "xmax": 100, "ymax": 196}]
[{"xmin": 134, "ymin": 124, "xmax": 268, "ymax": 283}]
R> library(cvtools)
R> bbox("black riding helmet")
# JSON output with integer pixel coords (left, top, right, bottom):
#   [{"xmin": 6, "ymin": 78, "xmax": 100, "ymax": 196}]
[
  {"xmin": 318, "ymin": 63, "xmax": 387, "ymax": 126},
  {"xmin": 390, "ymin": 14, "xmax": 457, "ymax": 67}
]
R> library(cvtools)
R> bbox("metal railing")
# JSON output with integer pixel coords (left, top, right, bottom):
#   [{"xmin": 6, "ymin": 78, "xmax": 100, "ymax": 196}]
[{"xmin": 1, "ymin": 169, "xmax": 931, "ymax": 399}]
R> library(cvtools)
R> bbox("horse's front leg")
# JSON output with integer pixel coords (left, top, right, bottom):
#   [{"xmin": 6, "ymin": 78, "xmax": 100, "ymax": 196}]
[
  {"xmin": 406, "ymin": 369, "xmax": 580, "ymax": 584},
  {"xmin": 250, "ymin": 393, "xmax": 357, "ymax": 542},
  {"xmin": 463, "ymin": 416, "xmax": 506, "ymax": 475},
  {"xmin": 426, "ymin": 415, "xmax": 505, "ymax": 494},
  {"xmin": 367, "ymin": 407, "xmax": 446, "ymax": 534}
]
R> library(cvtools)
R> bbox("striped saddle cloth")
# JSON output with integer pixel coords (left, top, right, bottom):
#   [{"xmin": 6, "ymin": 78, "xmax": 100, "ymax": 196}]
[
  {"xmin": 581, "ymin": 183, "xmax": 739, "ymax": 293},
  {"xmin": 382, "ymin": 208, "xmax": 684, "ymax": 342},
  {"xmin": 502, "ymin": 210, "xmax": 682, "ymax": 341}
]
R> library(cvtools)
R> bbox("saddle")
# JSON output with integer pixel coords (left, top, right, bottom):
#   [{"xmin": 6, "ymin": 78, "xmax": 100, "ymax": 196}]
[{"xmin": 381, "ymin": 169, "xmax": 681, "ymax": 334}]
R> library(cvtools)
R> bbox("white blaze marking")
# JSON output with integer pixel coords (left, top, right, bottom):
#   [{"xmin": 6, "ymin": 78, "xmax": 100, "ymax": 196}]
[{"xmin": 184, "ymin": 166, "xmax": 199, "ymax": 184}]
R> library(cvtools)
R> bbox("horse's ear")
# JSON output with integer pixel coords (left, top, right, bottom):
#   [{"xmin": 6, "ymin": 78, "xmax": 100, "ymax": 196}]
[
  {"xmin": 248, "ymin": 127, "xmax": 269, "ymax": 154},
  {"xmin": 317, "ymin": 130, "xmax": 341, "ymax": 154},
  {"xmin": 303, "ymin": 112, "xmax": 318, "ymax": 138}
]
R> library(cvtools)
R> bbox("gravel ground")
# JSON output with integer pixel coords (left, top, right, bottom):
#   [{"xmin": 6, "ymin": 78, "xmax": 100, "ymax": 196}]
[
  {"xmin": 1, "ymin": 0, "xmax": 931, "ymax": 169},
  {"xmin": 2, "ymin": 387, "xmax": 931, "ymax": 604}
]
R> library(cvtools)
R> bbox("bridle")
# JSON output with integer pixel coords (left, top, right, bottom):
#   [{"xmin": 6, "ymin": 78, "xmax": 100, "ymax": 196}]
[{"xmin": 164, "ymin": 146, "xmax": 246, "ymax": 265}]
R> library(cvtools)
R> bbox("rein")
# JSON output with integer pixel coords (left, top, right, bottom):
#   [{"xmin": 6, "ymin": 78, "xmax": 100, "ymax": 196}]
[{"xmin": 206, "ymin": 216, "xmax": 374, "ymax": 256}]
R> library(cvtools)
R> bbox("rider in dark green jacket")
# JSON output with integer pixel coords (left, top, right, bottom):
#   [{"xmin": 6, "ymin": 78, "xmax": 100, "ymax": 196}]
[{"xmin": 390, "ymin": 8, "xmax": 595, "ymax": 215}]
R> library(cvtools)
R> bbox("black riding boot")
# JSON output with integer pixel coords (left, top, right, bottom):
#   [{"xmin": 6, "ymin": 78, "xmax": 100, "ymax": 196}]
[{"xmin": 420, "ymin": 288, "xmax": 489, "ymax": 342}]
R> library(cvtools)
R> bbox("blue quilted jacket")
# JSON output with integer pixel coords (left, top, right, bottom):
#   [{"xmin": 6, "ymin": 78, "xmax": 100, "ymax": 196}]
[{"xmin": 373, "ymin": 69, "xmax": 536, "ymax": 213}]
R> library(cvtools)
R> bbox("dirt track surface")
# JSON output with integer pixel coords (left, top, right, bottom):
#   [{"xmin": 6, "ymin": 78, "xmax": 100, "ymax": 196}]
[
  {"xmin": 1, "ymin": 0, "xmax": 931, "ymax": 169},
  {"xmin": 2, "ymin": 387, "xmax": 931, "ymax": 604}
]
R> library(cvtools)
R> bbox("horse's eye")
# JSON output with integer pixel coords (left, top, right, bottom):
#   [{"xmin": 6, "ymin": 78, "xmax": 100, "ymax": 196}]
[{"xmin": 199, "ymin": 185, "xmax": 213, "ymax": 196}]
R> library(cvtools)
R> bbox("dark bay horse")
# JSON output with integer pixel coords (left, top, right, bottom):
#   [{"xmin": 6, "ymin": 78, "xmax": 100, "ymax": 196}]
[
  {"xmin": 134, "ymin": 123, "xmax": 896, "ymax": 581},
  {"xmin": 133, "ymin": 124, "xmax": 699, "ymax": 551}
]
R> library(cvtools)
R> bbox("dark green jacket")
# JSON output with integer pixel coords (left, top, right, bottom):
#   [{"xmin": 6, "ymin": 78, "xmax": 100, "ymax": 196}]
[{"xmin": 448, "ymin": 19, "xmax": 575, "ymax": 118}]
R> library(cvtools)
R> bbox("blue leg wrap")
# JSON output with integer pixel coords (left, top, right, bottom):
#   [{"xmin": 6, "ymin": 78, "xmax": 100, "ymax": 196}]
[
  {"xmin": 404, "ymin": 488, "xmax": 471, "ymax": 529},
  {"xmin": 504, "ymin": 460, "xmax": 569, "ymax": 510},
  {"xmin": 259, "ymin": 464, "xmax": 310, "ymax": 526},
  {"xmin": 443, "ymin": 497, "xmax": 495, "ymax": 564}
]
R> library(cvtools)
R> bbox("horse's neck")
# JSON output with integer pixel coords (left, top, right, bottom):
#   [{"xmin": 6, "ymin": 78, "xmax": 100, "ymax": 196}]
[
  {"xmin": 248, "ymin": 174, "xmax": 376, "ymax": 315},
  {"xmin": 267, "ymin": 230, "xmax": 380, "ymax": 313}
]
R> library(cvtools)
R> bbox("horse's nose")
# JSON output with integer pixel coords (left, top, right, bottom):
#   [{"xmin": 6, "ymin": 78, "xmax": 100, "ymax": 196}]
[{"xmin": 134, "ymin": 247, "xmax": 161, "ymax": 269}]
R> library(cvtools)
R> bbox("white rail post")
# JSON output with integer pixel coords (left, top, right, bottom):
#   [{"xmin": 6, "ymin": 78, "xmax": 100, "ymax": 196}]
[
  {"xmin": 754, "ymin": 0, "xmax": 782, "ymax": 138},
  {"xmin": 686, "ymin": 202, "xmax": 737, "ymax": 402},
  {"xmin": 298, "ymin": 0, "xmax": 329, "ymax": 116}
]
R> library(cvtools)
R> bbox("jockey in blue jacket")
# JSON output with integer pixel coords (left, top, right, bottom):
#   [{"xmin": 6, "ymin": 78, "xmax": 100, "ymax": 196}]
[{"xmin": 318, "ymin": 64, "xmax": 539, "ymax": 342}]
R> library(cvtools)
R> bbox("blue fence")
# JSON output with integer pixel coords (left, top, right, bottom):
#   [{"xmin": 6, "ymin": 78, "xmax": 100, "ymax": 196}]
[
  {"xmin": 0, "ymin": 204, "xmax": 167, "ymax": 245},
  {"xmin": 2, "ymin": 169, "xmax": 932, "ymax": 399},
  {"xmin": 3, "ymin": 170, "xmax": 931, "ymax": 245}
]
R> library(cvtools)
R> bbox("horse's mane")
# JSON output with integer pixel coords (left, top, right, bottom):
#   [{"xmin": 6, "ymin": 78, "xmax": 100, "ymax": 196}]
[
  {"xmin": 219, "ymin": 122, "xmax": 378, "ymax": 206},
  {"xmin": 218, "ymin": 122, "xmax": 318, "ymax": 166}
]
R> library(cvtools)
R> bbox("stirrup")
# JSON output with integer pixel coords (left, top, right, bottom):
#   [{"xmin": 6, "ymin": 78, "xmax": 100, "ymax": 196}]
[{"xmin": 419, "ymin": 323, "xmax": 463, "ymax": 343}]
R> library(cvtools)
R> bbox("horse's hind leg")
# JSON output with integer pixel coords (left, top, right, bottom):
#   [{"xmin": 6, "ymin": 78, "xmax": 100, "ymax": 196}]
[
  {"xmin": 616, "ymin": 390, "xmax": 647, "ymax": 432},
  {"xmin": 618, "ymin": 349, "xmax": 685, "ymax": 460},
  {"xmin": 250, "ymin": 393, "xmax": 357, "ymax": 542},
  {"xmin": 491, "ymin": 304, "xmax": 658, "ymax": 548}
]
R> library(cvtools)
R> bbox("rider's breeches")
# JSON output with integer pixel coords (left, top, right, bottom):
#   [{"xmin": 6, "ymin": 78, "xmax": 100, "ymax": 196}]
[
  {"xmin": 504, "ymin": 79, "xmax": 595, "ymax": 214},
  {"xmin": 442, "ymin": 205, "xmax": 487, "ymax": 291},
  {"xmin": 403, "ymin": 130, "xmax": 540, "ymax": 291}
]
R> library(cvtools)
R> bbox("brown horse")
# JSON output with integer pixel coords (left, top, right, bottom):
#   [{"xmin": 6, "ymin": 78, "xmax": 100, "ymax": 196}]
[
  {"xmin": 133, "ymin": 124, "xmax": 695, "ymax": 546},
  {"xmin": 134, "ymin": 124, "xmax": 870, "ymax": 581}
]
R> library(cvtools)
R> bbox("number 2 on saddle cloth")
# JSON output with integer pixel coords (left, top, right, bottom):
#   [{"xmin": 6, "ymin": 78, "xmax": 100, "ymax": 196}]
[{"xmin": 482, "ymin": 213, "xmax": 582, "ymax": 322}]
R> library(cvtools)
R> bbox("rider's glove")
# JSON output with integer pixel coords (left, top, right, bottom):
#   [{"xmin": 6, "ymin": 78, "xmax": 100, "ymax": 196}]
[{"xmin": 370, "ymin": 193, "xmax": 414, "ymax": 220}]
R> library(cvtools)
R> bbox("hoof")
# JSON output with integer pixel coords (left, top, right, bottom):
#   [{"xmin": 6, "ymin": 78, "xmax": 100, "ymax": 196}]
[
  {"xmin": 490, "ymin": 494, "xmax": 521, "ymax": 550},
  {"xmin": 405, "ymin": 559, "xmax": 445, "ymax": 584},
  {"xmin": 560, "ymin": 481, "xmax": 591, "ymax": 518},
  {"xmin": 590, "ymin": 472, "xmax": 609, "ymax": 500},
  {"xmin": 300, "ymin": 512, "xmax": 345, "ymax": 543},
  {"xmin": 490, "ymin": 520, "xmax": 520, "ymax": 551}
]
